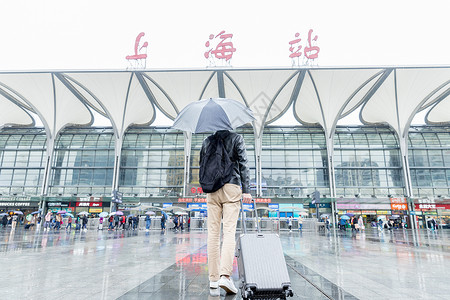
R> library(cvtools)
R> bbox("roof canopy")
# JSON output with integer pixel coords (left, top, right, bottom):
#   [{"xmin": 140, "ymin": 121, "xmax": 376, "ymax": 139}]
[{"xmin": 0, "ymin": 67, "xmax": 448, "ymax": 139}]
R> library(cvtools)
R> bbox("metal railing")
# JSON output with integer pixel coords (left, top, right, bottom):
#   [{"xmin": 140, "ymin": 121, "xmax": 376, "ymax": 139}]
[{"xmin": 55, "ymin": 216, "xmax": 324, "ymax": 232}]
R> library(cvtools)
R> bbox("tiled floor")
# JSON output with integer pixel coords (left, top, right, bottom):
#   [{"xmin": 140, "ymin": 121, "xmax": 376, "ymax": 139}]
[{"xmin": 0, "ymin": 226, "xmax": 449, "ymax": 299}]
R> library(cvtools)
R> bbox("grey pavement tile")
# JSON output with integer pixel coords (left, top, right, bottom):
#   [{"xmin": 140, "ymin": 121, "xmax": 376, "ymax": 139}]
[{"xmin": 3, "ymin": 227, "xmax": 450, "ymax": 298}]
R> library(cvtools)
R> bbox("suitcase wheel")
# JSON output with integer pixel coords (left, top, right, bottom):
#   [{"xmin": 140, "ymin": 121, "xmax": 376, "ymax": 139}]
[
  {"xmin": 242, "ymin": 287, "xmax": 253, "ymax": 300},
  {"xmin": 284, "ymin": 287, "xmax": 294, "ymax": 298}
]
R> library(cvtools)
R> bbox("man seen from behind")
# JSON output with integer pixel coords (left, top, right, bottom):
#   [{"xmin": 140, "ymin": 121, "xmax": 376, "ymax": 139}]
[{"xmin": 200, "ymin": 129, "xmax": 252, "ymax": 294}]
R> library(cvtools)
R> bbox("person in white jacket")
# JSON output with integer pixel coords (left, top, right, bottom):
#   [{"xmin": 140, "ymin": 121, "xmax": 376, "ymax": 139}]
[{"xmin": 358, "ymin": 216, "xmax": 365, "ymax": 232}]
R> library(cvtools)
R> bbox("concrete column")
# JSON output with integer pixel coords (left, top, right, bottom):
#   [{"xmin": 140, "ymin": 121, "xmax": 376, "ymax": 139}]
[
  {"xmin": 254, "ymin": 136, "xmax": 262, "ymax": 197},
  {"xmin": 111, "ymin": 136, "xmax": 124, "ymax": 212},
  {"xmin": 399, "ymin": 137, "xmax": 413, "ymax": 198},
  {"xmin": 326, "ymin": 137, "xmax": 336, "ymax": 198},
  {"xmin": 41, "ymin": 137, "xmax": 55, "ymax": 197},
  {"xmin": 331, "ymin": 200, "xmax": 336, "ymax": 230},
  {"xmin": 183, "ymin": 132, "xmax": 192, "ymax": 197}
]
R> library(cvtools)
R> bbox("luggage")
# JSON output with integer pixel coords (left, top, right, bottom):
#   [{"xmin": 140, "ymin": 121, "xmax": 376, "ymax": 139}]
[{"xmin": 236, "ymin": 200, "xmax": 293, "ymax": 300}]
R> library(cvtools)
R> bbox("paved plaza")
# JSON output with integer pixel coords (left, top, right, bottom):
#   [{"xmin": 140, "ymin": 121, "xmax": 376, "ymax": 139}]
[{"xmin": 1, "ymin": 226, "xmax": 449, "ymax": 299}]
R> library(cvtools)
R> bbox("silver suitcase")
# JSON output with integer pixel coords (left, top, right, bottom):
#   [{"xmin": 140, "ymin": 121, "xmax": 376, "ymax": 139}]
[{"xmin": 236, "ymin": 200, "xmax": 293, "ymax": 299}]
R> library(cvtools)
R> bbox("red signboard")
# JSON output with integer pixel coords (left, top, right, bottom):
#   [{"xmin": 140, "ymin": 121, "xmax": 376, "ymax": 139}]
[
  {"xmin": 178, "ymin": 198, "xmax": 207, "ymax": 203},
  {"xmin": 254, "ymin": 198, "xmax": 272, "ymax": 203},
  {"xmin": 415, "ymin": 203, "xmax": 450, "ymax": 210},
  {"xmin": 76, "ymin": 202, "xmax": 102, "ymax": 207},
  {"xmin": 390, "ymin": 198, "xmax": 407, "ymax": 210},
  {"xmin": 391, "ymin": 203, "xmax": 407, "ymax": 210},
  {"xmin": 190, "ymin": 187, "xmax": 203, "ymax": 194}
]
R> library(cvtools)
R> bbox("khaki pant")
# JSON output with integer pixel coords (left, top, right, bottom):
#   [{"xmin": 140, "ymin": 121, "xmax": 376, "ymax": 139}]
[{"xmin": 207, "ymin": 183, "xmax": 241, "ymax": 282}]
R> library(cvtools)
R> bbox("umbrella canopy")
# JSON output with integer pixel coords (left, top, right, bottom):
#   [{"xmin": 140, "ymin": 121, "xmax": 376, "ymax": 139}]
[
  {"xmin": 298, "ymin": 212, "xmax": 308, "ymax": 216},
  {"xmin": 340, "ymin": 215, "xmax": 350, "ymax": 220},
  {"xmin": 78, "ymin": 211, "xmax": 89, "ymax": 215},
  {"xmin": 0, "ymin": 213, "xmax": 8, "ymax": 216},
  {"xmin": 64, "ymin": 213, "xmax": 74, "ymax": 218},
  {"xmin": 255, "ymin": 207, "xmax": 276, "ymax": 212},
  {"xmin": 345, "ymin": 213, "xmax": 355, "ymax": 217},
  {"xmin": 281, "ymin": 206, "xmax": 307, "ymax": 212},
  {"xmin": 174, "ymin": 211, "xmax": 188, "ymax": 216},
  {"xmin": 145, "ymin": 211, "xmax": 156, "ymax": 215},
  {"xmin": 172, "ymin": 98, "xmax": 255, "ymax": 133},
  {"xmin": 114, "ymin": 211, "xmax": 124, "ymax": 216},
  {"xmin": 30, "ymin": 210, "xmax": 41, "ymax": 215},
  {"xmin": 13, "ymin": 211, "xmax": 23, "ymax": 215},
  {"xmin": 99, "ymin": 212, "xmax": 109, "ymax": 217},
  {"xmin": 140, "ymin": 205, "xmax": 163, "ymax": 211},
  {"xmin": 57, "ymin": 210, "xmax": 67, "ymax": 214}
]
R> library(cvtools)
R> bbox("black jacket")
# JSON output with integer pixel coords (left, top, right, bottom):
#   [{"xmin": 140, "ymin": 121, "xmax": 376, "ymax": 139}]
[{"xmin": 200, "ymin": 130, "xmax": 250, "ymax": 193}]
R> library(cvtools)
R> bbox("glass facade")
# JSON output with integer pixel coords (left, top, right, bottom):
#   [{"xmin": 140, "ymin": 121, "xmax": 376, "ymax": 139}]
[
  {"xmin": 408, "ymin": 126, "xmax": 450, "ymax": 198},
  {"xmin": 119, "ymin": 128, "xmax": 184, "ymax": 197},
  {"xmin": 261, "ymin": 127, "xmax": 329, "ymax": 197},
  {"xmin": 0, "ymin": 128, "xmax": 46, "ymax": 196},
  {"xmin": 0, "ymin": 125, "xmax": 448, "ymax": 199},
  {"xmin": 49, "ymin": 128, "xmax": 115, "ymax": 196},
  {"xmin": 334, "ymin": 127, "xmax": 404, "ymax": 197}
]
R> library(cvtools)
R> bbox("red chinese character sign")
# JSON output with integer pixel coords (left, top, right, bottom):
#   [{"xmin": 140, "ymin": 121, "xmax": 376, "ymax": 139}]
[
  {"xmin": 390, "ymin": 197, "xmax": 407, "ymax": 211},
  {"xmin": 288, "ymin": 29, "xmax": 320, "ymax": 67},
  {"xmin": 126, "ymin": 32, "xmax": 149, "ymax": 69},
  {"xmin": 204, "ymin": 31, "xmax": 236, "ymax": 66}
]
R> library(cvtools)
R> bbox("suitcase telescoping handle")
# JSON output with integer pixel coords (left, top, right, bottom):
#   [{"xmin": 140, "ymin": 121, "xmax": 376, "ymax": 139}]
[{"xmin": 239, "ymin": 197, "xmax": 261, "ymax": 234}]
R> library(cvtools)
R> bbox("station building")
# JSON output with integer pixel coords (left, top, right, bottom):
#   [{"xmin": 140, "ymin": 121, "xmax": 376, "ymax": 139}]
[{"xmin": 0, "ymin": 67, "xmax": 449, "ymax": 228}]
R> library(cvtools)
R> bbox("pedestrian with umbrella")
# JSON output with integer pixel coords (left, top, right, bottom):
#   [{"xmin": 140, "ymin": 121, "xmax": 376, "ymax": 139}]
[
  {"xmin": 55, "ymin": 212, "xmax": 62, "ymax": 231},
  {"xmin": 108, "ymin": 214, "xmax": 114, "ymax": 231},
  {"xmin": 339, "ymin": 215, "xmax": 349, "ymax": 231},
  {"xmin": 11, "ymin": 212, "xmax": 21, "ymax": 230},
  {"xmin": 1, "ymin": 213, "xmax": 8, "ymax": 228},
  {"xmin": 98, "ymin": 215, "xmax": 104, "ymax": 230},
  {"xmin": 145, "ymin": 212, "xmax": 152, "ymax": 231},
  {"xmin": 66, "ymin": 213, "xmax": 73, "ymax": 231},
  {"xmin": 173, "ymin": 97, "xmax": 254, "ymax": 294},
  {"xmin": 44, "ymin": 211, "xmax": 52, "ymax": 231},
  {"xmin": 81, "ymin": 214, "xmax": 88, "ymax": 231},
  {"xmin": 160, "ymin": 211, "xmax": 167, "ymax": 231}
]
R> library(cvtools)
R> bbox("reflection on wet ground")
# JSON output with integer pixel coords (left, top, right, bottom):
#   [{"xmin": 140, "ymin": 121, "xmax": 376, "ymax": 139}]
[{"xmin": 1, "ymin": 227, "xmax": 449, "ymax": 299}]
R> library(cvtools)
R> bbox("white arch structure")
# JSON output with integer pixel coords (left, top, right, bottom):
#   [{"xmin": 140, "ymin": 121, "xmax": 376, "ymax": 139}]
[{"xmin": 0, "ymin": 67, "xmax": 448, "ymax": 199}]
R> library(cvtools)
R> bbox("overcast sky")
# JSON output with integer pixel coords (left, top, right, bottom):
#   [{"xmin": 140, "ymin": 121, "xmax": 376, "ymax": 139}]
[{"xmin": 1, "ymin": 0, "xmax": 449, "ymax": 71}]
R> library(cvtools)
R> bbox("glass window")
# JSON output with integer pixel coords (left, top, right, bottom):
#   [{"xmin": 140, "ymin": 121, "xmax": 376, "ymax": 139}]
[
  {"xmin": 262, "ymin": 127, "xmax": 328, "ymax": 196},
  {"xmin": 0, "ymin": 129, "xmax": 46, "ymax": 195}
]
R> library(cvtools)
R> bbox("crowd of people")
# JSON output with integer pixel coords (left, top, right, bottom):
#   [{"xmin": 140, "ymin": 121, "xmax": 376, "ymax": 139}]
[
  {"xmin": 1, "ymin": 210, "xmax": 443, "ymax": 234},
  {"xmin": 1, "ymin": 213, "xmax": 25, "ymax": 230},
  {"xmin": 1, "ymin": 209, "xmax": 198, "ymax": 233},
  {"xmin": 338, "ymin": 215, "xmax": 366, "ymax": 232}
]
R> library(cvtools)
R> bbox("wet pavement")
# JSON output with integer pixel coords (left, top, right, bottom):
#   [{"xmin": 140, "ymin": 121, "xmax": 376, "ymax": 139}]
[{"xmin": 0, "ymin": 226, "xmax": 449, "ymax": 299}]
